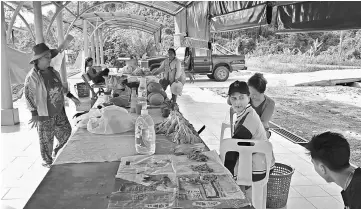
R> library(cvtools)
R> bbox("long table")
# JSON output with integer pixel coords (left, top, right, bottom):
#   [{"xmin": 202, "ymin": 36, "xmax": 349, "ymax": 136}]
[{"xmin": 24, "ymin": 105, "xmax": 253, "ymax": 209}]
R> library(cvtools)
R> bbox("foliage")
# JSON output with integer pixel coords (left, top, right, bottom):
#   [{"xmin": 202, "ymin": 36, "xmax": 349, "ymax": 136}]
[{"xmin": 5, "ymin": 3, "xmax": 361, "ymax": 67}]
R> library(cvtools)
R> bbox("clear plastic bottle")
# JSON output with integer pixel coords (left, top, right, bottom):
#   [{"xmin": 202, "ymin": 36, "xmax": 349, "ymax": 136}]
[
  {"xmin": 130, "ymin": 88, "xmax": 137, "ymax": 113},
  {"xmin": 138, "ymin": 77, "xmax": 147, "ymax": 108},
  {"xmin": 135, "ymin": 109, "xmax": 156, "ymax": 155}
]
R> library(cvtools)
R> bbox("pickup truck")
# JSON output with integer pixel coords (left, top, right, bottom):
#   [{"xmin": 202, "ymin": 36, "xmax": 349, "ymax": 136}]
[{"xmin": 142, "ymin": 45, "xmax": 246, "ymax": 82}]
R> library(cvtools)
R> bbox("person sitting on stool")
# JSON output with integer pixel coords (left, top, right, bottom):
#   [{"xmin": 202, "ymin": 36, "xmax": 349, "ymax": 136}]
[
  {"xmin": 152, "ymin": 48, "xmax": 186, "ymax": 102},
  {"xmin": 84, "ymin": 57, "xmax": 109, "ymax": 84}
]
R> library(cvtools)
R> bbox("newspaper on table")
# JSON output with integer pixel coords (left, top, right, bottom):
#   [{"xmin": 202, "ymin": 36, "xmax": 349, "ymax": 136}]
[{"xmin": 108, "ymin": 151, "xmax": 250, "ymax": 209}]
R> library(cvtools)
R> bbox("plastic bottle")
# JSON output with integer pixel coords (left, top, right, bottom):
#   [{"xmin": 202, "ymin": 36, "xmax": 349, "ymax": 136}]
[
  {"xmin": 138, "ymin": 77, "xmax": 147, "ymax": 108},
  {"xmin": 130, "ymin": 88, "xmax": 137, "ymax": 113},
  {"xmin": 135, "ymin": 109, "xmax": 156, "ymax": 155}
]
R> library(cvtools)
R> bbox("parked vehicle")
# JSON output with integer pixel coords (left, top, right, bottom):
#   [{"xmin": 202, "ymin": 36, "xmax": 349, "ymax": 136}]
[{"xmin": 142, "ymin": 45, "xmax": 246, "ymax": 82}]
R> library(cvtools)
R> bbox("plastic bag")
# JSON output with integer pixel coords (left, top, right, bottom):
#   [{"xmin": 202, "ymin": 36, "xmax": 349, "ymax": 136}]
[
  {"xmin": 87, "ymin": 105, "xmax": 135, "ymax": 134},
  {"xmin": 75, "ymin": 109, "xmax": 102, "ymax": 129}
]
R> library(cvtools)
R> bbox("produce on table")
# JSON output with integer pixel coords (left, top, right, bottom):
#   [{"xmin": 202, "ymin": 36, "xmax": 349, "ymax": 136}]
[
  {"xmin": 190, "ymin": 163, "xmax": 214, "ymax": 173},
  {"xmin": 155, "ymin": 102, "xmax": 203, "ymax": 144},
  {"xmin": 147, "ymin": 92, "xmax": 157, "ymax": 101},
  {"xmin": 179, "ymin": 174, "xmax": 218, "ymax": 184},
  {"xmin": 159, "ymin": 90, "xmax": 167, "ymax": 99},
  {"xmin": 187, "ymin": 150, "xmax": 209, "ymax": 162},
  {"xmin": 147, "ymin": 82, "xmax": 162, "ymax": 93},
  {"xmin": 172, "ymin": 143, "xmax": 205, "ymax": 155},
  {"xmin": 131, "ymin": 67, "xmax": 151, "ymax": 76},
  {"xmin": 149, "ymin": 93, "xmax": 164, "ymax": 106},
  {"xmin": 109, "ymin": 95, "xmax": 130, "ymax": 107}
]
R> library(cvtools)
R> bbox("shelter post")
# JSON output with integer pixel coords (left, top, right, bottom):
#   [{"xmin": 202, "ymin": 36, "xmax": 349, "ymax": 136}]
[
  {"xmin": 94, "ymin": 29, "xmax": 100, "ymax": 65},
  {"xmin": 55, "ymin": 1, "xmax": 67, "ymax": 87},
  {"xmin": 33, "ymin": 1, "xmax": 44, "ymax": 44},
  {"xmin": 82, "ymin": 20, "xmax": 89, "ymax": 71},
  {"xmin": 99, "ymin": 28, "xmax": 104, "ymax": 65},
  {"xmin": 91, "ymin": 34, "xmax": 95, "ymax": 62},
  {"xmin": 1, "ymin": 2, "xmax": 19, "ymax": 125}
]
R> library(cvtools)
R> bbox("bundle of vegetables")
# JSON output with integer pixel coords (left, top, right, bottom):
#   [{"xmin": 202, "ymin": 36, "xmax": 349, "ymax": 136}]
[
  {"xmin": 187, "ymin": 150, "xmax": 209, "ymax": 162},
  {"xmin": 155, "ymin": 107, "xmax": 203, "ymax": 144},
  {"xmin": 190, "ymin": 163, "xmax": 214, "ymax": 173},
  {"xmin": 131, "ymin": 67, "xmax": 152, "ymax": 76},
  {"xmin": 178, "ymin": 174, "xmax": 218, "ymax": 184}
]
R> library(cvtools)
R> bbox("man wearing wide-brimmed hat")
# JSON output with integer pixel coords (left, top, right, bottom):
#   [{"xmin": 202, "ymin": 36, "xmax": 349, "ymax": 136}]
[{"xmin": 24, "ymin": 43, "xmax": 80, "ymax": 168}]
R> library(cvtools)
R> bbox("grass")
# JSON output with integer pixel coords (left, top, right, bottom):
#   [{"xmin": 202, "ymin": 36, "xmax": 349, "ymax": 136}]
[
  {"xmin": 207, "ymin": 86, "xmax": 361, "ymax": 167},
  {"xmin": 246, "ymin": 55, "xmax": 361, "ymax": 74}
]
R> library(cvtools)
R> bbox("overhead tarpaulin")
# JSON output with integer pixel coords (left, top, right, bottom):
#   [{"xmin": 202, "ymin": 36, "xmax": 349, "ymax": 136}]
[
  {"xmin": 210, "ymin": 4, "xmax": 268, "ymax": 32},
  {"xmin": 209, "ymin": 1, "xmax": 266, "ymax": 16},
  {"xmin": 186, "ymin": 1, "xmax": 210, "ymax": 47},
  {"xmin": 276, "ymin": 1, "xmax": 361, "ymax": 32}
]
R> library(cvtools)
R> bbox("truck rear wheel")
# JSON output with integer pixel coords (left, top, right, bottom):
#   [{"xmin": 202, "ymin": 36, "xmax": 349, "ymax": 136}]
[
  {"xmin": 214, "ymin": 66, "xmax": 229, "ymax": 82},
  {"xmin": 207, "ymin": 74, "xmax": 215, "ymax": 79}
]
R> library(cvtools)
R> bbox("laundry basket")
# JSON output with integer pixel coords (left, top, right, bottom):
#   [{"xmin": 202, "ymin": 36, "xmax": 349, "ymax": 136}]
[{"xmin": 266, "ymin": 163, "xmax": 295, "ymax": 208}]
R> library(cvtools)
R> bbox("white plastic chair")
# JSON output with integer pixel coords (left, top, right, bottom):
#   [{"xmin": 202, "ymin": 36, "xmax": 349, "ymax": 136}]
[
  {"xmin": 220, "ymin": 107, "xmax": 234, "ymax": 140},
  {"xmin": 219, "ymin": 138, "xmax": 273, "ymax": 209}
]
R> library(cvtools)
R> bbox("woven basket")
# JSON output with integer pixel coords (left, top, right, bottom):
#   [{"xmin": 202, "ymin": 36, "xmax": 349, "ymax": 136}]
[{"xmin": 266, "ymin": 163, "xmax": 295, "ymax": 208}]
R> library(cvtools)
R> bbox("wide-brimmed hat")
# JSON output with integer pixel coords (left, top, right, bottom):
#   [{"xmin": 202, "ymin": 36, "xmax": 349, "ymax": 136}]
[
  {"xmin": 171, "ymin": 82, "xmax": 183, "ymax": 96},
  {"xmin": 29, "ymin": 43, "xmax": 58, "ymax": 64}
]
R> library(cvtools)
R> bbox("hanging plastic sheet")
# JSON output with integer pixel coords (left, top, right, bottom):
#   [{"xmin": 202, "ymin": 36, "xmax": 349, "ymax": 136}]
[
  {"xmin": 276, "ymin": 1, "xmax": 361, "ymax": 32},
  {"xmin": 6, "ymin": 46, "xmax": 32, "ymax": 84},
  {"xmin": 210, "ymin": 4, "xmax": 268, "ymax": 32},
  {"xmin": 208, "ymin": 1, "xmax": 265, "ymax": 16},
  {"xmin": 186, "ymin": 1, "xmax": 210, "ymax": 41}
]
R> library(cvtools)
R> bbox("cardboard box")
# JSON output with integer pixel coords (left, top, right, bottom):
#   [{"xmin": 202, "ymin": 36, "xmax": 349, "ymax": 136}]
[{"xmin": 76, "ymin": 98, "xmax": 92, "ymax": 112}]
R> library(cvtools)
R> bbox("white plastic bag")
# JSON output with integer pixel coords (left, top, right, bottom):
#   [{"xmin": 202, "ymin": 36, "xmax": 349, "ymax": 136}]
[
  {"xmin": 75, "ymin": 109, "xmax": 102, "ymax": 129},
  {"xmin": 87, "ymin": 105, "xmax": 135, "ymax": 134}
]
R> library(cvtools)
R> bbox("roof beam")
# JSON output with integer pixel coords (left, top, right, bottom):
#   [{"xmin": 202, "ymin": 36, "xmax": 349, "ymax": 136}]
[
  {"xmin": 170, "ymin": 2, "xmax": 186, "ymax": 8},
  {"xmin": 3, "ymin": 2, "xmax": 35, "ymax": 41},
  {"xmin": 6, "ymin": 1, "xmax": 24, "ymax": 43},
  {"xmin": 52, "ymin": 1, "xmax": 77, "ymax": 18},
  {"xmin": 46, "ymin": 1, "xmax": 72, "ymax": 37},
  {"xmin": 127, "ymin": 1, "xmax": 174, "ymax": 16},
  {"xmin": 93, "ymin": 12, "xmax": 105, "ymax": 22}
]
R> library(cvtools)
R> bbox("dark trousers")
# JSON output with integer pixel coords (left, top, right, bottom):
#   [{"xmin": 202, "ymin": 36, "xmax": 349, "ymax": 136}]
[{"xmin": 159, "ymin": 78, "xmax": 177, "ymax": 102}]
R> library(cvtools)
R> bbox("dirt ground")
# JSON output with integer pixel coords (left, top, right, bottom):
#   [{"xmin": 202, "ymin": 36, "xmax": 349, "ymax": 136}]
[{"xmin": 208, "ymin": 86, "xmax": 361, "ymax": 166}]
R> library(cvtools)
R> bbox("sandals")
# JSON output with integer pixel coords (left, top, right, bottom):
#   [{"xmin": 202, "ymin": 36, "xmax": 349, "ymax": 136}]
[{"xmin": 42, "ymin": 163, "xmax": 52, "ymax": 168}]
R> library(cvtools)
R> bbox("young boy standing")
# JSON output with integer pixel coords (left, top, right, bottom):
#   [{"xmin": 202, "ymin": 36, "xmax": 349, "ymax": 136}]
[{"xmin": 306, "ymin": 132, "xmax": 361, "ymax": 209}]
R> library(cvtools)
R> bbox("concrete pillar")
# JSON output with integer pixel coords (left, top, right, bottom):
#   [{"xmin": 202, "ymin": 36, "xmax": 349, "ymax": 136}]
[
  {"xmin": 94, "ymin": 29, "xmax": 100, "ymax": 65},
  {"xmin": 55, "ymin": 1, "xmax": 67, "ymax": 86},
  {"xmin": 83, "ymin": 20, "xmax": 88, "ymax": 58},
  {"xmin": 99, "ymin": 28, "xmax": 104, "ymax": 65},
  {"xmin": 91, "ymin": 34, "xmax": 95, "ymax": 62},
  {"xmin": 1, "ymin": 2, "xmax": 19, "ymax": 125},
  {"xmin": 33, "ymin": 1, "xmax": 44, "ymax": 44}
]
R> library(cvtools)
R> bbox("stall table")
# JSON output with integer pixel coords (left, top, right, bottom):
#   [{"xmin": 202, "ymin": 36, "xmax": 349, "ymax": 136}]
[{"xmin": 24, "ymin": 100, "xmax": 253, "ymax": 209}]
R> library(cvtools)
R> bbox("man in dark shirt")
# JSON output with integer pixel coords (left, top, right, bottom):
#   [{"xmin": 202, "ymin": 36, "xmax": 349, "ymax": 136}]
[{"xmin": 305, "ymin": 132, "xmax": 361, "ymax": 209}]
